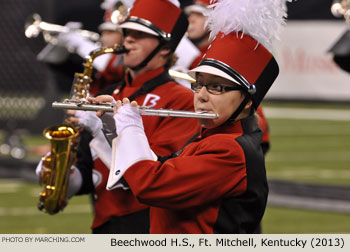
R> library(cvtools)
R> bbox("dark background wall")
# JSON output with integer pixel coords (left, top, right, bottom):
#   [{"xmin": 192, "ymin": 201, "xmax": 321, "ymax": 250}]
[
  {"xmin": 0, "ymin": 0, "xmax": 343, "ymax": 135},
  {"xmin": 0, "ymin": 0, "xmax": 104, "ymax": 134}
]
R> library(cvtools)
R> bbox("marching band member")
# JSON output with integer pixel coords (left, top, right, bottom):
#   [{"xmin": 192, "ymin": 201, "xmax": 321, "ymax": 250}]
[
  {"xmin": 184, "ymin": 0, "xmax": 212, "ymax": 70},
  {"xmin": 71, "ymin": 0, "xmax": 201, "ymax": 233},
  {"xmin": 184, "ymin": 0, "xmax": 271, "ymax": 157},
  {"xmin": 56, "ymin": 0, "xmax": 132, "ymax": 95},
  {"xmin": 94, "ymin": 0, "xmax": 289, "ymax": 233}
]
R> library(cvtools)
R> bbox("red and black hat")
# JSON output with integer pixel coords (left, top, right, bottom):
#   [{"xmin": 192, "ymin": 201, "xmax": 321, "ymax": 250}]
[
  {"xmin": 189, "ymin": 32, "xmax": 279, "ymax": 108},
  {"xmin": 188, "ymin": 0, "xmax": 289, "ymax": 108},
  {"xmin": 184, "ymin": 0, "xmax": 211, "ymax": 15},
  {"xmin": 120, "ymin": 0, "xmax": 188, "ymax": 52}
]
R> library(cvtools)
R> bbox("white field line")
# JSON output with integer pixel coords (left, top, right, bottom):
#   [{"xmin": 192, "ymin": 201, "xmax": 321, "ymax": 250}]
[
  {"xmin": 264, "ymin": 107, "xmax": 350, "ymax": 121},
  {"xmin": 0, "ymin": 182, "xmax": 22, "ymax": 193},
  {"xmin": 268, "ymin": 168, "xmax": 350, "ymax": 180},
  {"xmin": 267, "ymin": 151, "xmax": 350, "ymax": 162},
  {"xmin": 268, "ymin": 194, "xmax": 350, "ymax": 213},
  {"xmin": 0, "ymin": 204, "xmax": 91, "ymax": 217}
]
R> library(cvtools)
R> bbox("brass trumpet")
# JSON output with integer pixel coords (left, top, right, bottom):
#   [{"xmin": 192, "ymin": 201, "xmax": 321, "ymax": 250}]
[
  {"xmin": 331, "ymin": 0, "xmax": 350, "ymax": 23},
  {"xmin": 25, "ymin": 13, "xmax": 100, "ymax": 44}
]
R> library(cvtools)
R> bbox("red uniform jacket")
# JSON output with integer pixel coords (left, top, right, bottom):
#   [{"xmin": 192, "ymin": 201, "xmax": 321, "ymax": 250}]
[
  {"xmin": 90, "ymin": 55, "xmax": 125, "ymax": 96},
  {"xmin": 77, "ymin": 67, "xmax": 201, "ymax": 230},
  {"xmin": 123, "ymin": 115, "xmax": 268, "ymax": 233}
]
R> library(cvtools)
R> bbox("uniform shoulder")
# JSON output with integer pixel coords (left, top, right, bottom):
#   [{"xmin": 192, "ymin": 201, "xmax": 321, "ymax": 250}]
[{"xmin": 200, "ymin": 133, "xmax": 243, "ymax": 152}]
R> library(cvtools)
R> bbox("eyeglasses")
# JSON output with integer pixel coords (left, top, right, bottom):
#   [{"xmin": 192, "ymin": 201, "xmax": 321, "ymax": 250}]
[{"xmin": 191, "ymin": 82, "xmax": 242, "ymax": 95}]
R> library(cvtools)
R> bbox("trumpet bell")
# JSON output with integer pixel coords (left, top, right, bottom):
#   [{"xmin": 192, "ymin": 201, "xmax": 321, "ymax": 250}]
[
  {"xmin": 24, "ymin": 13, "xmax": 100, "ymax": 43},
  {"xmin": 24, "ymin": 13, "xmax": 41, "ymax": 39}
]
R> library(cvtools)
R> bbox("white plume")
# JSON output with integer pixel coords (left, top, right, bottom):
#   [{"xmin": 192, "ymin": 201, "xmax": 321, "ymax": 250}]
[
  {"xmin": 205, "ymin": 0, "xmax": 292, "ymax": 52},
  {"xmin": 168, "ymin": 0, "xmax": 181, "ymax": 8}
]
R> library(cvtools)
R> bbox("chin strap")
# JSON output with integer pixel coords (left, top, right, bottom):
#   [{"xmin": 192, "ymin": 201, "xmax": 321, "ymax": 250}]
[
  {"xmin": 228, "ymin": 94, "xmax": 251, "ymax": 123},
  {"xmin": 130, "ymin": 40, "xmax": 166, "ymax": 71}
]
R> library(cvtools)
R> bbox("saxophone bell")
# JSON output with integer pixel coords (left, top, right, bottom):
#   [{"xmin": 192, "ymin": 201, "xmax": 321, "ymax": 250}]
[{"xmin": 38, "ymin": 125, "xmax": 79, "ymax": 215}]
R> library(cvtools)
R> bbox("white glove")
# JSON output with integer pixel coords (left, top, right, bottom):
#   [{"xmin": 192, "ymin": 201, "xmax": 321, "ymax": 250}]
[
  {"xmin": 115, "ymin": 104, "xmax": 144, "ymax": 135},
  {"xmin": 75, "ymin": 111, "xmax": 103, "ymax": 137},
  {"xmin": 107, "ymin": 104, "xmax": 157, "ymax": 190},
  {"xmin": 56, "ymin": 21, "xmax": 87, "ymax": 52},
  {"xmin": 65, "ymin": 21, "xmax": 83, "ymax": 30},
  {"xmin": 56, "ymin": 23, "xmax": 111, "ymax": 71},
  {"xmin": 35, "ymin": 152, "xmax": 51, "ymax": 176},
  {"xmin": 89, "ymin": 132, "xmax": 112, "ymax": 169},
  {"xmin": 73, "ymin": 110, "xmax": 113, "ymax": 168},
  {"xmin": 36, "ymin": 153, "xmax": 82, "ymax": 199},
  {"xmin": 66, "ymin": 165, "xmax": 83, "ymax": 198}
]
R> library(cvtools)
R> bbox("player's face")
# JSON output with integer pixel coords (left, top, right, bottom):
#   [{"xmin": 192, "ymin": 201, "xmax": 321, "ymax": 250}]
[
  {"xmin": 187, "ymin": 12, "xmax": 208, "ymax": 40},
  {"xmin": 122, "ymin": 29, "xmax": 160, "ymax": 68},
  {"xmin": 100, "ymin": 30, "xmax": 123, "ymax": 48},
  {"xmin": 193, "ymin": 72, "xmax": 246, "ymax": 129}
]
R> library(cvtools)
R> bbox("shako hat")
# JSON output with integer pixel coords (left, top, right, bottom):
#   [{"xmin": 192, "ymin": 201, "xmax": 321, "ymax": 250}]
[
  {"xmin": 184, "ymin": 0, "xmax": 211, "ymax": 15},
  {"xmin": 189, "ymin": 0, "xmax": 291, "ymax": 108},
  {"xmin": 120, "ymin": 0, "xmax": 188, "ymax": 52}
]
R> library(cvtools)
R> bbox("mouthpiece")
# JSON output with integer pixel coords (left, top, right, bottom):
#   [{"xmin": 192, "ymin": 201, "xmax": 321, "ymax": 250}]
[{"xmin": 113, "ymin": 45, "xmax": 129, "ymax": 54}]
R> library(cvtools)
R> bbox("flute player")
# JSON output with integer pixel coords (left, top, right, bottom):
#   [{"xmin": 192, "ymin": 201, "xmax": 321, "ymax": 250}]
[{"xmin": 92, "ymin": 0, "xmax": 288, "ymax": 233}]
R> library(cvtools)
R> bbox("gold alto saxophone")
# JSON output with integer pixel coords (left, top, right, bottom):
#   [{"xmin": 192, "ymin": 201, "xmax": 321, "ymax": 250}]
[{"xmin": 38, "ymin": 44, "xmax": 129, "ymax": 214}]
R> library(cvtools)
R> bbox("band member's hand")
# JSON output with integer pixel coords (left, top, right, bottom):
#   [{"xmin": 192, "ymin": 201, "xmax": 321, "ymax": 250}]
[
  {"xmin": 35, "ymin": 152, "xmax": 82, "ymax": 198},
  {"xmin": 35, "ymin": 152, "xmax": 51, "ymax": 177},
  {"xmin": 87, "ymin": 95, "xmax": 116, "ymax": 117},
  {"xmin": 68, "ymin": 110, "xmax": 102, "ymax": 137},
  {"xmin": 108, "ymin": 98, "xmax": 156, "ymax": 191},
  {"xmin": 113, "ymin": 98, "xmax": 143, "ymax": 136},
  {"xmin": 56, "ymin": 22, "xmax": 85, "ymax": 52}
]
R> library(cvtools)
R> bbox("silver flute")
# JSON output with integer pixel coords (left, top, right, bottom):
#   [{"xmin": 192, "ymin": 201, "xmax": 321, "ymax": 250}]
[{"xmin": 52, "ymin": 100, "xmax": 219, "ymax": 119}]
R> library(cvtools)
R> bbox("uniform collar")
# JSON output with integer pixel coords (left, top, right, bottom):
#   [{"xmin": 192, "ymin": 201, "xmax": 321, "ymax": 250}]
[{"xmin": 199, "ymin": 115, "xmax": 258, "ymax": 139}]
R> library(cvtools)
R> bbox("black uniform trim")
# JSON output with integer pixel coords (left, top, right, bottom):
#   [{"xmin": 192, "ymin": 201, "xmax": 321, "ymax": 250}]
[{"xmin": 213, "ymin": 115, "xmax": 268, "ymax": 233}]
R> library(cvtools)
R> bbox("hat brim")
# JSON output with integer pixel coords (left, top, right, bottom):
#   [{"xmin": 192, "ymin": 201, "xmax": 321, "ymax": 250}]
[
  {"xmin": 188, "ymin": 64, "xmax": 240, "ymax": 85},
  {"xmin": 99, "ymin": 22, "xmax": 120, "ymax": 32},
  {"xmin": 119, "ymin": 22, "xmax": 159, "ymax": 37},
  {"xmin": 184, "ymin": 5, "xmax": 208, "ymax": 15}
]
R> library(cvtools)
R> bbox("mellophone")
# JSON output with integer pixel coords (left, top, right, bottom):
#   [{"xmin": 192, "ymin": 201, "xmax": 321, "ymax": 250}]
[{"xmin": 52, "ymin": 100, "xmax": 219, "ymax": 119}]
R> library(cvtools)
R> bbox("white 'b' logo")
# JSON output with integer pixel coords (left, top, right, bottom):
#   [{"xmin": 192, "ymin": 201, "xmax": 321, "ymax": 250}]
[{"xmin": 142, "ymin": 94, "xmax": 160, "ymax": 108}]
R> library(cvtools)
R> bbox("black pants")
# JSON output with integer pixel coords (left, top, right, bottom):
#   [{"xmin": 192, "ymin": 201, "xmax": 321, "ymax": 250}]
[{"xmin": 92, "ymin": 209, "xmax": 150, "ymax": 234}]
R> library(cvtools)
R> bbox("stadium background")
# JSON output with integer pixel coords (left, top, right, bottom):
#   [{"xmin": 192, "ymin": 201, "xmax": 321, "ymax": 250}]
[{"xmin": 0, "ymin": 0, "xmax": 349, "ymax": 233}]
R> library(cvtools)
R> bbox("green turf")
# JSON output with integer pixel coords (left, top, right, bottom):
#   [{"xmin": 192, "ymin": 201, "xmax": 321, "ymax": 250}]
[
  {"xmin": 0, "ymin": 179, "xmax": 92, "ymax": 234},
  {"xmin": 265, "ymin": 118, "xmax": 350, "ymax": 186},
  {"xmin": 1, "ymin": 179, "xmax": 349, "ymax": 234},
  {"xmin": 262, "ymin": 206, "xmax": 350, "ymax": 234},
  {"xmin": 0, "ymin": 101, "xmax": 350, "ymax": 233}
]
